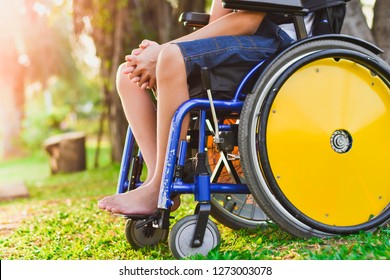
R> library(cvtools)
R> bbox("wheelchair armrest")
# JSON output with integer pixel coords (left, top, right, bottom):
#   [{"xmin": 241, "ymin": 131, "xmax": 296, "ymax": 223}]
[
  {"xmin": 223, "ymin": 0, "xmax": 349, "ymax": 14},
  {"xmin": 222, "ymin": 0, "xmax": 307, "ymax": 14},
  {"xmin": 179, "ymin": 12, "xmax": 210, "ymax": 28}
]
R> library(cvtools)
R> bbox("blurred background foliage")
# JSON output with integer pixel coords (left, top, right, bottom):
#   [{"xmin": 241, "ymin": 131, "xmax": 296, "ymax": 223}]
[
  {"xmin": 0, "ymin": 0, "xmax": 388, "ymax": 164},
  {"xmin": 0, "ymin": 0, "xmax": 209, "ymax": 162}
]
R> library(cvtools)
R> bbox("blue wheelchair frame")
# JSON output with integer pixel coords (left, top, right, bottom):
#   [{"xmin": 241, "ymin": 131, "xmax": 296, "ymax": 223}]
[
  {"xmin": 114, "ymin": 0, "xmax": 388, "ymax": 255},
  {"xmin": 116, "ymin": 33, "xmax": 382, "ymax": 234},
  {"xmin": 116, "ymin": 60, "xmax": 266, "ymax": 207}
]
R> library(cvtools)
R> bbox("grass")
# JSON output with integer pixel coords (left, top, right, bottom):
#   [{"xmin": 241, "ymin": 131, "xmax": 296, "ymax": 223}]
[
  {"xmin": 0, "ymin": 152, "xmax": 50, "ymax": 185},
  {"xmin": 0, "ymin": 145, "xmax": 389, "ymax": 260},
  {"xmin": 0, "ymin": 139, "xmax": 111, "ymax": 185}
]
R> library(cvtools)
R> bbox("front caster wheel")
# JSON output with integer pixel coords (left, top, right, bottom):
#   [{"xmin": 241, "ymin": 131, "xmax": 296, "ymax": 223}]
[
  {"xmin": 125, "ymin": 219, "xmax": 168, "ymax": 249},
  {"xmin": 169, "ymin": 215, "xmax": 221, "ymax": 259}
]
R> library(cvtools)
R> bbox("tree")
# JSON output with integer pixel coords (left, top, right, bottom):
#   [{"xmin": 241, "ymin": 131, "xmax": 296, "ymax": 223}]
[
  {"xmin": 72, "ymin": 0, "xmax": 206, "ymax": 162},
  {"xmin": 342, "ymin": 0, "xmax": 390, "ymax": 65},
  {"xmin": 0, "ymin": 0, "xmax": 25, "ymax": 158},
  {"xmin": 72, "ymin": 0, "xmax": 388, "ymax": 163},
  {"xmin": 342, "ymin": 0, "xmax": 375, "ymax": 43},
  {"xmin": 372, "ymin": 0, "xmax": 390, "ymax": 64},
  {"xmin": 0, "ymin": 0, "xmax": 88, "ymax": 159}
]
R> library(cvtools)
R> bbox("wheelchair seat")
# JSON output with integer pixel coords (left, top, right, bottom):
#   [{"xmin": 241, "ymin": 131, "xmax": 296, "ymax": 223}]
[
  {"xmin": 223, "ymin": 0, "xmax": 307, "ymax": 14},
  {"xmin": 223, "ymin": 0, "xmax": 349, "ymax": 12}
]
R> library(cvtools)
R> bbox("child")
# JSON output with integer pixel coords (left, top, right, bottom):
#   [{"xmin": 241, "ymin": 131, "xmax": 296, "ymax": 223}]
[{"xmin": 98, "ymin": 0, "xmax": 305, "ymax": 215}]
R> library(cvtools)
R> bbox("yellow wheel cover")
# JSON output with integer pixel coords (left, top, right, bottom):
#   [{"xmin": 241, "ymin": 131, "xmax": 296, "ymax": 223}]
[{"xmin": 266, "ymin": 58, "xmax": 390, "ymax": 226}]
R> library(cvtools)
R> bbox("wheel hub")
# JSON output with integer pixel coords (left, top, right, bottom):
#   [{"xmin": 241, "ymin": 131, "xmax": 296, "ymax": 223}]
[{"xmin": 330, "ymin": 129, "xmax": 352, "ymax": 154}]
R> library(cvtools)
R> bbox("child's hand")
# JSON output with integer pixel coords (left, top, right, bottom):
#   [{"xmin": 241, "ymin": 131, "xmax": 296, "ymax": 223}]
[
  {"xmin": 125, "ymin": 43, "xmax": 162, "ymax": 90},
  {"xmin": 123, "ymin": 40, "xmax": 159, "ymax": 89},
  {"xmin": 139, "ymin": 39, "xmax": 158, "ymax": 49}
]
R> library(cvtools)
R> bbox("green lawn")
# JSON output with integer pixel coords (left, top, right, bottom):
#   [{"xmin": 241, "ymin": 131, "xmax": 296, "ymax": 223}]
[
  {"xmin": 0, "ymin": 152, "xmax": 50, "ymax": 185},
  {"xmin": 0, "ymin": 140, "xmax": 111, "ymax": 185},
  {"xmin": 0, "ymin": 146, "xmax": 389, "ymax": 260}
]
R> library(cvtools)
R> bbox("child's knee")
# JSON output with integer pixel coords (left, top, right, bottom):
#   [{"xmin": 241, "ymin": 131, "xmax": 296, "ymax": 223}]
[
  {"xmin": 116, "ymin": 63, "xmax": 127, "ymax": 84},
  {"xmin": 116, "ymin": 62, "xmax": 136, "ymax": 96},
  {"xmin": 157, "ymin": 44, "xmax": 184, "ymax": 75}
]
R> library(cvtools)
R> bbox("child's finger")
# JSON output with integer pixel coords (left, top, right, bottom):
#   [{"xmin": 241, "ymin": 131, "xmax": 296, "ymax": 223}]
[
  {"xmin": 131, "ymin": 48, "xmax": 142, "ymax": 55},
  {"xmin": 122, "ymin": 66, "xmax": 135, "ymax": 75},
  {"xmin": 131, "ymin": 76, "xmax": 140, "ymax": 83},
  {"xmin": 140, "ymin": 82, "xmax": 149, "ymax": 90},
  {"xmin": 148, "ymin": 77, "xmax": 156, "ymax": 90},
  {"xmin": 139, "ymin": 40, "xmax": 150, "ymax": 49},
  {"xmin": 125, "ymin": 55, "xmax": 137, "ymax": 63}
]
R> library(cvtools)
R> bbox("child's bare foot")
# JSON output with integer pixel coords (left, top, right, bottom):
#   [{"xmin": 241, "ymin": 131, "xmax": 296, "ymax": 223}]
[
  {"xmin": 98, "ymin": 185, "xmax": 159, "ymax": 215},
  {"xmin": 98, "ymin": 180, "xmax": 182, "ymax": 215}
]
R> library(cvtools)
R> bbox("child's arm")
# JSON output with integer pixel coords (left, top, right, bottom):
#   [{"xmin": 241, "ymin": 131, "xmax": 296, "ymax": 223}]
[
  {"xmin": 125, "ymin": 0, "xmax": 265, "ymax": 89},
  {"xmin": 209, "ymin": 0, "xmax": 231, "ymax": 22}
]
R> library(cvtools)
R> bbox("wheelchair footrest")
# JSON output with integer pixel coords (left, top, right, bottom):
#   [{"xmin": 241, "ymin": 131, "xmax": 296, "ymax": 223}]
[{"xmin": 123, "ymin": 214, "xmax": 152, "ymax": 220}]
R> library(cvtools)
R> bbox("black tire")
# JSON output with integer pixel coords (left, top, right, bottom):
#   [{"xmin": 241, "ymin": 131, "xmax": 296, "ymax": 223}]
[
  {"xmin": 125, "ymin": 219, "xmax": 168, "ymax": 249},
  {"xmin": 238, "ymin": 39, "xmax": 390, "ymax": 238},
  {"xmin": 211, "ymin": 192, "xmax": 268, "ymax": 229},
  {"xmin": 169, "ymin": 215, "xmax": 220, "ymax": 259}
]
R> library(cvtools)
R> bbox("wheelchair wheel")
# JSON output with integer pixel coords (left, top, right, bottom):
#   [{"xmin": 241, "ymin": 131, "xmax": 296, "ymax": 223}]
[
  {"xmin": 169, "ymin": 215, "xmax": 220, "ymax": 259},
  {"xmin": 239, "ymin": 39, "xmax": 390, "ymax": 238},
  {"xmin": 206, "ymin": 119, "xmax": 269, "ymax": 229},
  {"xmin": 125, "ymin": 219, "xmax": 168, "ymax": 249}
]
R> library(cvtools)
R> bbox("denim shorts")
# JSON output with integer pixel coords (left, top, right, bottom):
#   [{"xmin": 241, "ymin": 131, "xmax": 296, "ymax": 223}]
[{"xmin": 174, "ymin": 18, "xmax": 294, "ymax": 99}]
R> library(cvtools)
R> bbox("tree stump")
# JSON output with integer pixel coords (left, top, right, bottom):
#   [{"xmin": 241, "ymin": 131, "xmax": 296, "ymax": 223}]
[{"xmin": 44, "ymin": 132, "xmax": 86, "ymax": 174}]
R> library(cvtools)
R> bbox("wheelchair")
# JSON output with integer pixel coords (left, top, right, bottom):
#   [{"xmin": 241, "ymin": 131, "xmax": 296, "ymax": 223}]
[{"xmin": 115, "ymin": 0, "xmax": 390, "ymax": 259}]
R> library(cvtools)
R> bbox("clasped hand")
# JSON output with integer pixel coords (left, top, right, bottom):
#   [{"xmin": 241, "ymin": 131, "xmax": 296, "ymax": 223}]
[{"xmin": 123, "ymin": 39, "xmax": 161, "ymax": 90}]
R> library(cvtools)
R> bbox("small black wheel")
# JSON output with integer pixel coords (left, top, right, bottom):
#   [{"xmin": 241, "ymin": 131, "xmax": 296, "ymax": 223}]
[
  {"xmin": 125, "ymin": 219, "xmax": 168, "ymax": 249},
  {"xmin": 169, "ymin": 215, "xmax": 221, "ymax": 259}
]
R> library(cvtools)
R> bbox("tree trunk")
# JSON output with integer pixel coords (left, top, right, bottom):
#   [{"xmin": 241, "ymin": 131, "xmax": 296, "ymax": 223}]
[
  {"xmin": 106, "ymin": 0, "xmax": 206, "ymax": 162},
  {"xmin": 0, "ymin": 47, "xmax": 25, "ymax": 159},
  {"xmin": 107, "ymin": 86, "xmax": 128, "ymax": 162},
  {"xmin": 0, "ymin": 1, "xmax": 26, "ymax": 159},
  {"xmin": 372, "ymin": 0, "xmax": 390, "ymax": 64},
  {"xmin": 72, "ymin": 0, "xmax": 207, "ymax": 162},
  {"xmin": 341, "ymin": 0, "xmax": 375, "ymax": 44},
  {"xmin": 0, "ymin": 82, "xmax": 23, "ymax": 159},
  {"xmin": 106, "ymin": 4, "xmax": 131, "ymax": 162},
  {"xmin": 171, "ymin": 0, "xmax": 207, "ymax": 38}
]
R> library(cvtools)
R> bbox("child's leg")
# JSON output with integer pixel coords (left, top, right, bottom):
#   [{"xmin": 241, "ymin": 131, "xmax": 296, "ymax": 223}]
[
  {"xmin": 99, "ymin": 45, "xmax": 188, "ymax": 215},
  {"xmin": 153, "ymin": 44, "xmax": 190, "ymax": 189},
  {"xmin": 116, "ymin": 63, "xmax": 157, "ymax": 182}
]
